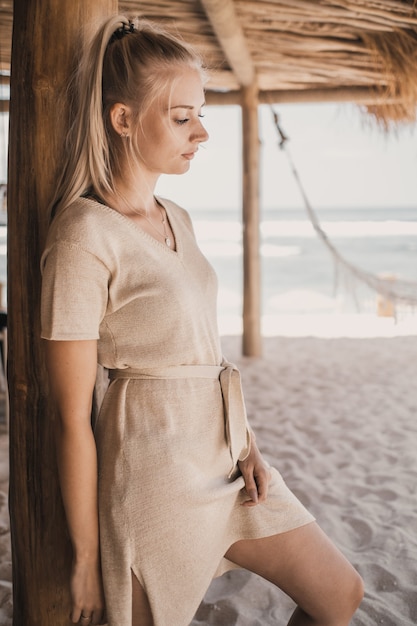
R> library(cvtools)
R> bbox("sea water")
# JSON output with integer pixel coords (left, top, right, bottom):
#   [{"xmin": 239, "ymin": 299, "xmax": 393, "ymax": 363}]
[
  {"xmin": 1, "ymin": 206, "xmax": 416, "ymax": 336},
  {"xmin": 190, "ymin": 206, "xmax": 417, "ymax": 336}
]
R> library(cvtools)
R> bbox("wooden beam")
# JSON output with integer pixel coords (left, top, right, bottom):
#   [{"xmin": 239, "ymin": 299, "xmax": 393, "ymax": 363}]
[
  {"xmin": 241, "ymin": 82, "xmax": 261, "ymax": 357},
  {"xmin": 7, "ymin": 1, "xmax": 116, "ymax": 624},
  {"xmin": 199, "ymin": 0, "xmax": 255, "ymax": 87},
  {"xmin": 1, "ymin": 85, "xmax": 405, "ymax": 114},
  {"xmin": 206, "ymin": 86, "xmax": 405, "ymax": 106}
]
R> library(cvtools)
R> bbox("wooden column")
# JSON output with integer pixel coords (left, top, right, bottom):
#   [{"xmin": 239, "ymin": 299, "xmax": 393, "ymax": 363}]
[
  {"xmin": 241, "ymin": 83, "xmax": 261, "ymax": 357},
  {"xmin": 7, "ymin": 1, "xmax": 116, "ymax": 624}
]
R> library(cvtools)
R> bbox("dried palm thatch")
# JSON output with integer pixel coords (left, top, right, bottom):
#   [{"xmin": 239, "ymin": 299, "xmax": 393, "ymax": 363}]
[
  {"xmin": 1, "ymin": 0, "xmax": 417, "ymax": 125},
  {"xmin": 360, "ymin": 29, "xmax": 417, "ymax": 128},
  {"xmin": 122, "ymin": 0, "xmax": 417, "ymax": 127}
]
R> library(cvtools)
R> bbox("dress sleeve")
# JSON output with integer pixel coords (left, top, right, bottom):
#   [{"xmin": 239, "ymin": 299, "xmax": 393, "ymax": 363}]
[{"xmin": 41, "ymin": 241, "xmax": 110, "ymax": 340}]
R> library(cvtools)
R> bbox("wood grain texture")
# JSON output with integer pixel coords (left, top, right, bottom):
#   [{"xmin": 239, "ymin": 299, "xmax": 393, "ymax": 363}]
[
  {"xmin": 7, "ymin": 1, "xmax": 116, "ymax": 624},
  {"xmin": 241, "ymin": 83, "xmax": 261, "ymax": 357}
]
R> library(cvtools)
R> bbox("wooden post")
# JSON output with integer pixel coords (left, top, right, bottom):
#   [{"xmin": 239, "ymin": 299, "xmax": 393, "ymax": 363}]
[
  {"xmin": 7, "ymin": 1, "xmax": 116, "ymax": 623},
  {"xmin": 241, "ymin": 83, "xmax": 261, "ymax": 357}
]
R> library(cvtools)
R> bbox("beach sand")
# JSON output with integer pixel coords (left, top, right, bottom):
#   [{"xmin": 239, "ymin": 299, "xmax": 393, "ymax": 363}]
[{"xmin": 1, "ymin": 335, "xmax": 416, "ymax": 624}]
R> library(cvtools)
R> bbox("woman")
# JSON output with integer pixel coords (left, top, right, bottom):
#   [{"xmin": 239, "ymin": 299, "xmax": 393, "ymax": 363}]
[{"xmin": 41, "ymin": 15, "xmax": 364, "ymax": 626}]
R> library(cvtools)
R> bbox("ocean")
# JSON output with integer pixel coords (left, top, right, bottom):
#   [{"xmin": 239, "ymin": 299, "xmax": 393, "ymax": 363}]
[
  {"xmin": 190, "ymin": 206, "xmax": 417, "ymax": 336},
  {"xmin": 1, "ymin": 206, "xmax": 416, "ymax": 336}
]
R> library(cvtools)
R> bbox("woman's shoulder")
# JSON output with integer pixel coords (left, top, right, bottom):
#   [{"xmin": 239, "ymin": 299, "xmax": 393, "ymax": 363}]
[
  {"xmin": 46, "ymin": 197, "xmax": 119, "ymax": 249},
  {"xmin": 49, "ymin": 196, "xmax": 107, "ymax": 232}
]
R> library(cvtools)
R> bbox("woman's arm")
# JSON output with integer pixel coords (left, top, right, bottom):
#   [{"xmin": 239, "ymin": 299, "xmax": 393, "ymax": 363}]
[{"xmin": 45, "ymin": 339, "xmax": 105, "ymax": 625}]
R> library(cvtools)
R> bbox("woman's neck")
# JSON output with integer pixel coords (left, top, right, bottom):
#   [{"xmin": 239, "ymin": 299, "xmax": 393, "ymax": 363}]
[
  {"xmin": 101, "ymin": 174, "xmax": 159, "ymax": 217},
  {"xmin": 93, "ymin": 176, "xmax": 176, "ymax": 249}
]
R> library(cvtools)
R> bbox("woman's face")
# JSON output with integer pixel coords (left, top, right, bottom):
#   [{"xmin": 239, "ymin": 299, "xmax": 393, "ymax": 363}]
[{"xmin": 135, "ymin": 67, "xmax": 209, "ymax": 176}]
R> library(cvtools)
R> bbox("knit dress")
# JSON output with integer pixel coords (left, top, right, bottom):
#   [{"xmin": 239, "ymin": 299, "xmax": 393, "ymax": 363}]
[{"xmin": 40, "ymin": 197, "xmax": 314, "ymax": 626}]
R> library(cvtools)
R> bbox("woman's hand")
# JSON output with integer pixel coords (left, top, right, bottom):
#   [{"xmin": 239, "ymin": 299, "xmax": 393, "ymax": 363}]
[
  {"xmin": 238, "ymin": 435, "xmax": 272, "ymax": 507},
  {"xmin": 70, "ymin": 559, "xmax": 106, "ymax": 625}
]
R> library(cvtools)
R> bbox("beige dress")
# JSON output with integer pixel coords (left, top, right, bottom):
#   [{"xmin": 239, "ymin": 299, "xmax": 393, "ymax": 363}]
[{"xmin": 41, "ymin": 197, "xmax": 314, "ymax": 626}]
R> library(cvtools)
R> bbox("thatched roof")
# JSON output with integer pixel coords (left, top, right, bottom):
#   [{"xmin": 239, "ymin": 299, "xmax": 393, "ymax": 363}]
[{"xmin": 1, "ymin": 0, "xmax": 417, "ymax": 125}]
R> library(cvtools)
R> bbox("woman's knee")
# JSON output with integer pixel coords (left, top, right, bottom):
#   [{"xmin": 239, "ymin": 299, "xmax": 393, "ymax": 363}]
[
  {"xmin": 315, "ymin": 566, "xmax": 364, "ymax": 624},
  {"xmin": 342, "ymin": 568, "xmax": 364, "ymax": 617},
  {"xmin": 225, "ymin": 525, "xmax": 364, "ymax": 624}
]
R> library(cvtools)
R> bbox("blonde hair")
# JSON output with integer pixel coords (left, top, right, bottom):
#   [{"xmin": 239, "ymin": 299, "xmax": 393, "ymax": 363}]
[{"xmin": 49, "ymin": 15, "xmax": 204, "ymax": 218}]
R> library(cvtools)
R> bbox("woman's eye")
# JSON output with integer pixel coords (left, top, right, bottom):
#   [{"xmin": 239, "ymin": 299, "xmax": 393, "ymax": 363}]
[{"xmin": 175, "ymin": 118, "xmax": 189, "ymax": 125}]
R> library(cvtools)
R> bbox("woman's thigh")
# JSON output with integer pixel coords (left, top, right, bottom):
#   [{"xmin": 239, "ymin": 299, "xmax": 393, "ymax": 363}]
[
  {"xmin": 131, "ymin": 571, "xmax": 154, "ymax": 626},
  {"xmin": 225, "ymin": 522, "xmax": 363, "ymax": 621}
]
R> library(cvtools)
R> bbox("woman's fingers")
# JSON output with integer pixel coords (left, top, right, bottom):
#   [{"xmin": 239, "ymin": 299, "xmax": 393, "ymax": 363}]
[
  {"xmin": 241, "ymin": 464, "xmax": 271, "ymax": 506},
  {"xmin": 242, "ymin": 469, "xmax": 259, "ymax": 504},
  {"xmin": 238, "ymin": 438, "xmax": 272, "ymax": 506},
  {"xmin": 70, "ymin": 608, "xmax": 105, "ymax": 625},
  {"xmin": 70, "ymin": 607, "xmax": 82, "ymax": 623},
  {"xmin": 255, "ymin": 465, "xmax": 272, "ymax": 502}
]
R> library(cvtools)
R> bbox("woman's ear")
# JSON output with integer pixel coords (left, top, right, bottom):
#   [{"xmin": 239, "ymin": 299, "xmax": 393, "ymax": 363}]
[{"xmin": 109, "ymin": 103, "xmax": 131, "ymax": 137}]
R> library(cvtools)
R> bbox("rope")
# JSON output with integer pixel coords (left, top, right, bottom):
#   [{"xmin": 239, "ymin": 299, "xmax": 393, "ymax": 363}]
[{"xmin": 270, "ymin": 107, "xmax": 417, "ymax": 309}]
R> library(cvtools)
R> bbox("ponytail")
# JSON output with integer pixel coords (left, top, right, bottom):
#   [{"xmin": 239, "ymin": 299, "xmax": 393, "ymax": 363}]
[{"xmin": 49, "ymin": 15, "xmax": 204, "ymax": 220}]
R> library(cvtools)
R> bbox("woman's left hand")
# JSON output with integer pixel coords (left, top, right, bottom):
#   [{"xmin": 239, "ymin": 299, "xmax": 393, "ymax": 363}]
[{"xmin": 238, "ymin": 435, "xmax": 272, "ymax": 507}]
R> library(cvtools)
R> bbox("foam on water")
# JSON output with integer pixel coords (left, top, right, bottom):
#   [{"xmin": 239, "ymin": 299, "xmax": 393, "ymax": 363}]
[
  {"xmin": 0, "ymin": 207, "xmax": 415, "ymax": 334},
  {"xmin": 218, "ymin": 312, "xmax": 417, "ymax": 338},
  {"xmin": 261, "ymin": 219, "xmax": 417, "ymax": 238}
]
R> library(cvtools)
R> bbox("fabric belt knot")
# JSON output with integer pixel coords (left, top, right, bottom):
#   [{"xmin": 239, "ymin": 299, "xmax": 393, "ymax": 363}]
[
  {"xmin": 109, "ymin": 358, "xmax": 251, "ymax": 477},
  {"xmin": 218, "ymin": 360, "xmax": 251, "ymax": 476}
]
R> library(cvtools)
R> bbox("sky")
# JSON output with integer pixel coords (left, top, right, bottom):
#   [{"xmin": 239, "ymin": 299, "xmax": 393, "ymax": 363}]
[{"xmin": 155, "ymin": 102, "xmax": 417, "ymax": 212}]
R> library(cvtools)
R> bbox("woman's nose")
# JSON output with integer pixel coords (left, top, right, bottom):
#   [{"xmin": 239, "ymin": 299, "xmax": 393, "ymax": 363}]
[{"xmin": 193, "ymin": 119, "xmax": 209, "ymax": 143}]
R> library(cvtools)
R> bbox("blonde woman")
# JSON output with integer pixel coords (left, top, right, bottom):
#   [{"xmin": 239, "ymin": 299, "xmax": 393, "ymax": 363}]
[{"xmin": 41, "ymin": 15, "xmax": 363, "ymax": 626}]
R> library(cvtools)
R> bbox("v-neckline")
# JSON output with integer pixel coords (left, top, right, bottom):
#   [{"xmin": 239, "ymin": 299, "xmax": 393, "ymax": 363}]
[{"xmin": 84, "ymin": 196, "xmax": 180, "ymax": 256}]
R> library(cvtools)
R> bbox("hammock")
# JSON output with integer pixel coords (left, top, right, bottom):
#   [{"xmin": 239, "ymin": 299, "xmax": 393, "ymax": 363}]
[{"xmin": 270, "ymin": 107, "xmax": 417, "ymax": 311}]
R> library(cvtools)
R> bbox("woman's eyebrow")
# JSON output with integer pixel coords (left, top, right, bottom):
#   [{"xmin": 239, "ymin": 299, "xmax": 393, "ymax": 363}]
[{"xmin": 170, "ymin": 102, "xmax": 206, "ymax": 110}]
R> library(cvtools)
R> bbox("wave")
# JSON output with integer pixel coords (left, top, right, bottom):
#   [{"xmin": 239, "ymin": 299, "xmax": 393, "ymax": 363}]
[
  {"xmin": 262, "ymin": 220, "xmax": 417, "ymax": 238},
  {"xmin": 193, "ymin": 221, "xmax": 241, "ymax": 241},
  {"xmin": 193, "ymin": 219, "xmax": 417, "ymax": 240},
  {"xmin": 261, "ymin": 244, "xmax": 300, "ymax": 257},
  {"xmin": 199, "ymin": 242, "xmax": 300, "ymax": 258}
]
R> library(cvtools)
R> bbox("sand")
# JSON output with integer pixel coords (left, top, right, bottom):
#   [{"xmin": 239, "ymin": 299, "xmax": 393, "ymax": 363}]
[
  {"xmin": 1, "ymin": 334, "xmax": 417, "ymax": 625},
  {"xmin": 192, "ymin": 335, "xmax": 417, "ymax": 625}
]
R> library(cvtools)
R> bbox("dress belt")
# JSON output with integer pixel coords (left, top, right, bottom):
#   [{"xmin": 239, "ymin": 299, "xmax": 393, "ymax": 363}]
[{"xmin": 109, "ymin": 359, "xmax": 252, "ymax": 477}]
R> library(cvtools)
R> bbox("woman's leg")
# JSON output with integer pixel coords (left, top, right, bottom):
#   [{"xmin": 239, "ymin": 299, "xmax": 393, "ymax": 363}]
[
  {"xmin": 225, "ymin": 522, "xmax": 364, "ymax": 625},
  {"xmin": 131, "ymin": 571, "xmax": 154, "ymax": 626}
]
